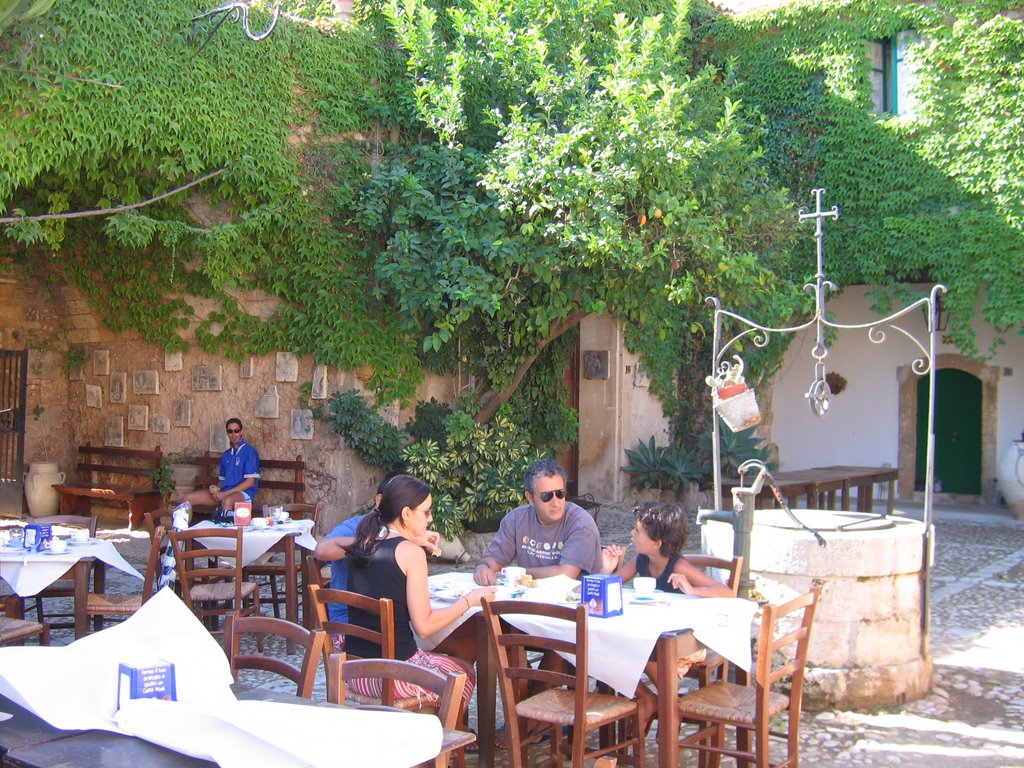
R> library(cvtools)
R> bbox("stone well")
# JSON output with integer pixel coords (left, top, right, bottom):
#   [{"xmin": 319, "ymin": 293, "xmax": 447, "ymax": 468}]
[{"xmin": 703, "ymin": 509, "xmax": 933, "ymax": 710}]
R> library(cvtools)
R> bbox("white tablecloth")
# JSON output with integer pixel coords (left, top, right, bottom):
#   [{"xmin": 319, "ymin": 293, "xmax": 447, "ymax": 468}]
[
  {"xmin": 421, "ymin": 572, "xmax": 758, "ymax": 696},
  {"xmin": 190, "ymin": 520, "xmax": 317, "ymax": 565},
  {"xmin": 0, "ymin": 540, "xmax": 143, "ymax": 597},
  {"xmin": 0, "ymin": 588, "xmax": 442, "ymax": 768}
]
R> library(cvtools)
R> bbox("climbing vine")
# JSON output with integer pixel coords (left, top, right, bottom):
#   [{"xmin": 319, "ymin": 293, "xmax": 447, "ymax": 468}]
[{"xmin": 699, "ymin": 0, "xmax": 1024, "ymax": 358}]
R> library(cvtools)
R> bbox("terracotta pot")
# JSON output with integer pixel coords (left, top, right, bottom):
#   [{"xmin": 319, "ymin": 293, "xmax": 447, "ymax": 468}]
[
  {"xmin": 24, "ymin": 462, "xmax": 65, "ymax": 517},
  {"xmin": 997, "ymin": 441, "xmax": 1024, "ymax": 520},
  {"xmin": 355, "ymin": 365, "xmax": 375, "ymax": 383}
]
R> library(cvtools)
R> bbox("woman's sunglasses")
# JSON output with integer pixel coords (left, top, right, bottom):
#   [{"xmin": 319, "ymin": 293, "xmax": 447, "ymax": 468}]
[{"xmin": 537, "ymin": 489, "xmax": 567, "ymax": 502}]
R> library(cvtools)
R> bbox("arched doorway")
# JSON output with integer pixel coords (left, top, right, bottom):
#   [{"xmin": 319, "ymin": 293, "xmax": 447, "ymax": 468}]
[
  {"xmin": 916, "ymin": 369, "xmax": 981, "ymax": 494},
  {"xmin": 898, "ymin": 354, "xmax": 999, "ymax": 502}
]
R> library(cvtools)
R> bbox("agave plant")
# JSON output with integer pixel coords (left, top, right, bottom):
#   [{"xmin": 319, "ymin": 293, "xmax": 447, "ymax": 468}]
[{"xmin": 623, "ymin": 437, "xmax": 701, "ymax": 494}]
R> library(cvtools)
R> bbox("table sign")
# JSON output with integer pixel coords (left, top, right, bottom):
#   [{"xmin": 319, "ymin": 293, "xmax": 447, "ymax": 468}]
[
  {"xmin": 232, "ymin": 502, "xmax": 252, "ymax": 527},
  {"xmin": 581, "ymin": 573, "xmax": 623, "ymax": 617},
  {"xmin": 118, "ymin": 661, "xmax": 177, "ymax": 709}
]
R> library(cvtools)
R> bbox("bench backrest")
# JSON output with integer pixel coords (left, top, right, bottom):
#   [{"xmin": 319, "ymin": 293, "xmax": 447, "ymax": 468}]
[
  {"xmin": 194, "ymin": 452, "xmax": 305, "ymax": 505},
  {"xmin": 76, "ymin": 443, "xmax": 163, "ymax": 488}
]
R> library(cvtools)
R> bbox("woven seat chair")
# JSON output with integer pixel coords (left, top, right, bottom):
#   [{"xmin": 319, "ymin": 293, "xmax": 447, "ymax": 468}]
[
  {"xmin": 169, "ymin": 526, "xmax": 260, "ymax": 630},
  {"xmin": 677, "ymin": 587, "xmax": 820, "ymax": 768},
  {"xmin": 24, "ymin": 515, "xmax": 98, "ymax": 629},
  {"xmin": 243, "ymin": 503, "xmax": 321, "ymax": 619},
  {"xmin": 482, "ymin": 598, "xmax": 645, "ymax": 768},
  {"xmin": 84, "ymin": 521, "xmax": 166, "ymax": 632},
  {"xmin": 1, "ymin": 596, "xmax": 49, "ymax": 646},
  {"xmin": 682, "ymin": 554, "xmax": 745, "ymax": 687},
  {"xmin": 224, "ymin": 614, "xmax": 327, "ymax": 699},
  {"xmin": 327, "ymin": 654, "xmax": 473, "ymax": 768}
]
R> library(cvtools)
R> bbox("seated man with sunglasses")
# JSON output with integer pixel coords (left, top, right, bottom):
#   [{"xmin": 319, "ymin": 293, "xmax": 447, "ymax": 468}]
[
  {"xmin": 183, "ymin": 417, "xmax": 260, "ymax": 512},
  {"xmin": 473, "ymin": 459, "xmax": 602, "ymax": 586}
]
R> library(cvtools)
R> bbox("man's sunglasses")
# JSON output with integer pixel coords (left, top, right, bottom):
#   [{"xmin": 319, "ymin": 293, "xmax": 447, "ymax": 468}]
[
  {"xmin": 226, "ymin": 428, "xmax": 241, "ymax": 434},
  {"xmin": 537, "ymin": 489, "xmax": 567, "ymax": 502}
]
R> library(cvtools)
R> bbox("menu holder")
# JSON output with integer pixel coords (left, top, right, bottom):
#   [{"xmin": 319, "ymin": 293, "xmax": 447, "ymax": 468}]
[
  {"xmin": 233, "ymin": 501, "xmax": 252, "ymax": 527},
  {"xmin": 581, "ymin": 574, "xmax": 623, "ymax": 618},
  {"xmin": 117, "ymin": 660, "xmax": 177, "ymax": 709}
]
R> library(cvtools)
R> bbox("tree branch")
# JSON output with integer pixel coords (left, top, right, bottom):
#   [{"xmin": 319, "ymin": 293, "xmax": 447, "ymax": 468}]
[
  {"xmin": 0, "ymin": 167, "xmax": 228, "ymax": 224},
  {"xmin": 476, "ymin": 307, "xmax": 591, "ymax": 423}
]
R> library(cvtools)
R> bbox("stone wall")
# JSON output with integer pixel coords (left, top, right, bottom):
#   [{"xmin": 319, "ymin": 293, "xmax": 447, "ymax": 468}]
[{"xmin": 1, "ymin": 265, "xmax": 453, "ymax": 530}]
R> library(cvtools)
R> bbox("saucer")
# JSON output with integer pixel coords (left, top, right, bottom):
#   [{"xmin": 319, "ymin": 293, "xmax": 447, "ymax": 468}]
[
  {"xmin": 68, "ymin": 538, "xmax": 95, "ymax": 546},
  {"xmin": 629, "ymin": 595, "xmax": 668, "ymax": 606},
  {"xmin": 43, "ymin": 549, "xmax": 72, "ymax": 556}
]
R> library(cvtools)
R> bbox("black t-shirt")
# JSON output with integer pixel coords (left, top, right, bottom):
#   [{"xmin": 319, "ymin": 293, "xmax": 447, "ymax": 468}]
[
  {"xmin": 636, "ymin": 553, "xmax": 683, "ymax": 594},
  {"xmin": 346, "ymin": 537, "xmax": 417, "ymax": 660}
]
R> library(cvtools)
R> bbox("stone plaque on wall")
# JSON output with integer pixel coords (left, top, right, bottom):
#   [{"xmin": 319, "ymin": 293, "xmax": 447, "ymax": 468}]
[
  {"xmin": 172, "ymin": 397, "xmax": 192, "ymax": 427},
  {"xmin": 133, "ymin": 370, "xmax": 159, "ymax": 395},
  {"xmin": 93, "ymin": 349, "xmax": 109, "ymax": 376},
  {"xmin": 109, "ymin": 372, "xmax": 127, "ymax": 404},
  {"xmin": 192, "ymin": 365, "xmax": 222, "ymax": 392},
  {"xmin": 291, "ymin": 408, "xmax": 314, "ymax": 440},
  {"xmin": 311, "ymin": 364, "xmax": 328, "ymax": 400},
  {"xmin": 104, "ymin": 415, "xmax": 124, "ymax": 447},
  {"xmin": 240, "ymin": 357, "xmax": 254, "ymax": 379},
  {"xmin": 128, "ymin": 404, "xmax": 149, "ymax": 431},
  {"xmin": 152, "ymin": 413, "xmax": 170, "ymax": 434},
  {"xmin": 210, "ymin": 425, "xmax": 229, "ymax": 453},
  {"xmin": 85, "ymin": 384, "xmax": 102, "ymax": 408},
  {"xmin": 164, "ymin": 350, "xmax": 183, "ymax": 372},
  {"xmin": 275, "ymin": 352, "xmax": 298, "ymax": 382},
  {"xmin": 254, "ymin": 384, "xmax": 280, "ymax": 419}
]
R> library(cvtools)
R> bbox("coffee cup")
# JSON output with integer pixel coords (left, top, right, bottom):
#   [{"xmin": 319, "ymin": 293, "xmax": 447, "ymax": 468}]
[
  {"xmin": 633, "ymin": 576, "xmax": 657, "ymax": 595},
  {"xmin": 251, "ymin": 517, "xmax": 269, "ymax": 528},
  {"xmin": 49, "ymin": 538, "xmax": 68, "ymax": 554},
  {"xmin": 71, "ymin": 528, "xmax": 90, "ymax": 542},
  {"xmin": 501, "ymin": 566, "xmax": 527, "ymax": 585}
]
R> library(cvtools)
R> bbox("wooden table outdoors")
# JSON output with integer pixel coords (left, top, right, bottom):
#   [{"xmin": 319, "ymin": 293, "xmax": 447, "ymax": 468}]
[
  {"xmin": 724, "ymin": 465, "xmax": 898, "ymax": 514},
  {"xmin": 0, "ymin": 688, "xmax": 473, "ymax": 768}
]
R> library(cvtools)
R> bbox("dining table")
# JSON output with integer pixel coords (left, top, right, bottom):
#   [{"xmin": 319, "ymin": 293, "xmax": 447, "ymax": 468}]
[
  {"xmin": 0, "ymin": 587, "xmax": 450, "ymax": 768},
  {"xmin": 419, "ymin": 571, "xmax": 758, "ymax": 768},
  {"xmin": 0, "ymin": 538, "xmax": 143, "ymax": 638},
  {"xmin": 189, "ymin": 520, "xmax": 317, "ymax": 638}
]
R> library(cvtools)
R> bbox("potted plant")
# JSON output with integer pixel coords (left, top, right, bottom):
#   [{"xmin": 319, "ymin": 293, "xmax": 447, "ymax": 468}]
[
  {"xmin": 149, "ymin": 458, "xmax": 176, "ymax": 504},
  {"xmin": 168, "ymin": 451, "xmax": 199, "ymax": 495}
]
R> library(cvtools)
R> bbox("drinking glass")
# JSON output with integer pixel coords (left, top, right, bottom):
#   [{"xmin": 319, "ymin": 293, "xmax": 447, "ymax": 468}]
[{"xmin": 8, "ymin": 528, "xmax": 25, "ymax": 549}]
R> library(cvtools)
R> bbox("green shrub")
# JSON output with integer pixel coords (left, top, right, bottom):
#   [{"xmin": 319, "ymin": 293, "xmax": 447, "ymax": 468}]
[
  {"xmin": 623, "ymin": 436, "xmax": 701, "ymax": 497},
  {"xmin": 326, "ymin": 389, "xmax": 406, "ymax": 470},
  {"xmin": 402, "ymin": 411, "xmax": 542, "ymax": 539}
]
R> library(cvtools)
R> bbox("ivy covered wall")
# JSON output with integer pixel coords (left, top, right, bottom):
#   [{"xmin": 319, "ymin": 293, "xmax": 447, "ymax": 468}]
[
  {"xmin": 701, "ymin": 0, "xmax": 1024, "ymax": 357},
  {"xmin": 1, "ymin": 0, "xmax": 423, "ymax": 404}
]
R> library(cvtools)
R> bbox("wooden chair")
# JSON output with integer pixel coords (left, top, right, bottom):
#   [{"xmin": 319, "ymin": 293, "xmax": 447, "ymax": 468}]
[
  {"xmin": 482, "ymin": 598, "xmax": 645, "ymax": 768},
  {"xmin": 677, "ymin": 587, "xmax": 820, "ymax": 768},
  {"xmin": 169, "ymin": 526, "xmax": 260, "ymax": 630},
  {"xmin": 327, "ymin": 654, "xmax": 474, "ymax": 768},
  {"xmin": 243, "ymin": 503, "xmax": 321, "ymax": 619},
  {"xmin": 303, "ymin": 554, "xmax": 330, "ymax": 590},
  {"xmin": 85, "ymin": 524, "xmax": 166, "ymax": 632},
  {"xmin": 223, "ymin": 614, "xmax": 327, "ymax": 699},
  {"xmin": 683, "ymin": 554, "xmax": 744, "ymax": 687},
  {"xmin": 26, "ymin": 515, "xmax": 99, "ymax": 628},
  {"xmin": 1, "ymin": 596, "xmax": 49, "ymax": 646}
]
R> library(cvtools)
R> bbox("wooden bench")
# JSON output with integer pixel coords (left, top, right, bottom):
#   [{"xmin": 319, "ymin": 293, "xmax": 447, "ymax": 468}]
[
  {"xmin": 192, "ymin": 452, "xmax": 305, "ymax": 516},
  {"xmin": 723, "ymin": 465, "xmax": 899, "ymax": 514},
  {"xmin": 53, "ymin": 444, "xmax": 164, "ymax": 530}
]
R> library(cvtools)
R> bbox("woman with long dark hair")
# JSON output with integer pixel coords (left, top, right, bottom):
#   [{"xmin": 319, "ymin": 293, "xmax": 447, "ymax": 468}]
[{"xmin": 314, "ymin": 474, "xmax": 493, "ymax": 705}]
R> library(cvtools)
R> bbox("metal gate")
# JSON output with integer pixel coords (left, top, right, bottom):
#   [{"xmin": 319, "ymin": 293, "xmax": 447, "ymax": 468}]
[{"xmin": 0, "ymin": 350, "xmax": 27, "ymax": 517}]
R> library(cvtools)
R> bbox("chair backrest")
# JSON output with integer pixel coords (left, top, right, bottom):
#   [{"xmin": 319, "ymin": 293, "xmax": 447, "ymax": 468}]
[
  {"xmin": 303, "ymin": 554, "xmax": 329, "ymax": 589},
  {"xmin": 33, "ymin": 515, "xmax": 98, "ymax": 537},
  {"xmin": 169, "ymin": 527, "xmax": 247, "ymax": 613},
  {"xmin": 307, "ymin": 582, "xmax": 395, "ymax": 667},
  {"xmin": 224, "ymin": 614, "xmax": 327, "ymax": 699},
  {"xmin": 326, "ymin": 654, "xmax": 466, "ymax": 729},
  {"xmin": 280, "ymin": 503, "xmax": 321, "ymax": 534},
  {"xmin": 482, "ymin": 598, "xmax": 590, "ymax": 751},
  {"xmin": 754, "ymin": 587, "xmax": 819, "ymax": 715},
  {"xmin": 684, "ymin": 554, "xmax": 743, "ymax": 597},
  {"xmin": 138, "ymin": 525, "xmax": 168, "ymax": 602}
]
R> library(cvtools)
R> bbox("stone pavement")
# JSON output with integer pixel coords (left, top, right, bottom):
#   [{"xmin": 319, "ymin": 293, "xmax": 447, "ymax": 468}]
[{"xmin": 5, "ymin": 498, "xmax": 1023, "ymax": 767}]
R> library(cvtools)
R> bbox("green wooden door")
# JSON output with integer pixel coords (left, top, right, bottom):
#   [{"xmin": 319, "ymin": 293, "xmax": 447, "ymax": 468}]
[{"xmin": 916, "ymin": 369, "xmax": 982, "ymax": 494}]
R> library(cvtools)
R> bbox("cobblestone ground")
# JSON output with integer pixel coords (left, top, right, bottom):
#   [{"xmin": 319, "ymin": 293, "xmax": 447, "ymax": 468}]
[{"xmin": 6, "ymin": 499, "xmax": 1023, "ymax": 767}]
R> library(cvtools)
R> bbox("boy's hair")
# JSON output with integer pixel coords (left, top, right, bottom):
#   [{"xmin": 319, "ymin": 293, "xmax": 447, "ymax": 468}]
[{"xmin": 633, "ymin": 501, "xmax": 689, "ymax": 558}]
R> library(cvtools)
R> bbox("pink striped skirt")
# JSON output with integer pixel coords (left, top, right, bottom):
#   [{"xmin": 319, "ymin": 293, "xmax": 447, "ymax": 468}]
[{"xmin": 347, "ymin": 648, "xmax": 475, "ymax": 709}]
